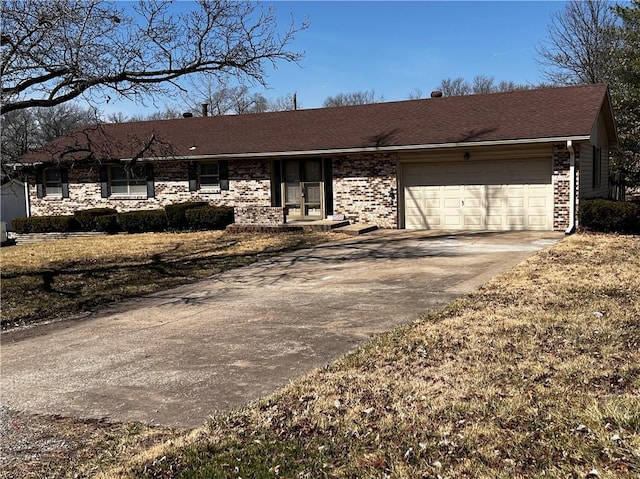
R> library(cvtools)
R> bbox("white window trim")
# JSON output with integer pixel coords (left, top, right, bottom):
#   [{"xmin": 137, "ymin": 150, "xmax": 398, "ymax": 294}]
[{"xmin": 109, "ymin": 165, "xmax": 147, "ymax": 198}]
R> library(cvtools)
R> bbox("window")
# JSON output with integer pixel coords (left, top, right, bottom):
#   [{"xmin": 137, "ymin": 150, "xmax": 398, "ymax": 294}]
[
  {"xmin": 109, "ymin": 165, "xmax": 147, "ymax": 196},
  {"xmin": 592, "ymin": 146, "xmax": 602, "ymax": 188},
  {"xmin": 188, "ymin": 160, "xmax": 228, "ymax": 192},
  {"xmin": 44, "ymin": 168, "xmax": 62, "ymax": 196},
  {"xmin": 199, "ymin": 162, "xmax": 220, "ymax": 190},
  {"xmin": 37, "ymin": 167, "xmax": 68, "ymax": 198}
]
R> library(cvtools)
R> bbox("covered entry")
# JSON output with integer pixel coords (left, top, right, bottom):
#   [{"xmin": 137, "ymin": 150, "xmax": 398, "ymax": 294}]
[
  {"xmin": 401, "ymin": 157, "xmax": 553, "ymax": 231},
  {"xmin": 274, "ymin": 158, "xmax": 333, "ymax": 221}
]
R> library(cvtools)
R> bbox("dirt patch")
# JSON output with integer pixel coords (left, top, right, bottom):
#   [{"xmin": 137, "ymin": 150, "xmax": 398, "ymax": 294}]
[{"xmin": 0, "ymin": 405, "xmax": 173, "ymax": 479}]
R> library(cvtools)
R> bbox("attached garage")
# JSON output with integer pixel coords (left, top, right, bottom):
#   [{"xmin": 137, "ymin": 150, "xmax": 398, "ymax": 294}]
[{"xmin": 401, "ymin": 153, "xmax": 553, "ymax": 231}]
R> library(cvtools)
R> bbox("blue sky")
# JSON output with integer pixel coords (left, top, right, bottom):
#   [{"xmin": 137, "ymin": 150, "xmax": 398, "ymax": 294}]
[{"xmin": 108, "ymin": 1, "xmax": 567, "ymax": 117}]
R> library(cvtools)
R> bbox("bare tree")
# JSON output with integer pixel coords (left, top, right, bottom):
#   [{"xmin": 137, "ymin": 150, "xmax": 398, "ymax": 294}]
[
  {"xmin": 266, "ymin": 93, "xmax": 299, "ymax": 112},
  {"xmin": 1, "ymin": 103, "xmax": 95, "ymax": 177},
  {"xmin": 323, "ymin": 90, "xmax": 383, "ymax": 108},
  {"xmin": 435, "ymin": 76, "xmax": 532, "ymax": 97},
  {"xmin": 472, "ymin": 75, "xmax": 497, "ymax": 94},
  {"xmin": 179, "ymin": 77, "xmax": 270, "ymax": 116},
  {"xmin": 438, "ymin": 77, "xmax": 471, "ymax": 96},
  {"xmin": 407, "ymin": 88, "xmax": 424, "ymax": 100},
  {"xmin": 106, "ymin": 112, "xmax": 131, "ymax": 124},
  {"xmin": 0, "ymin": 0, "xmax": 306, "ymax": 115},
  {"xmin": 537, "ymin": 0, "xmax": 619, "ymax": 84}
]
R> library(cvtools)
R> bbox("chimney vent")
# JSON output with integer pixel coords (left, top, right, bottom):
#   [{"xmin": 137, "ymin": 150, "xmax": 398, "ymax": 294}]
[
  {"xmin": 183, "ymin": 112, "xmax": 193, "ymax": 118},
  {"xmin": 202, "ymin": 103, "xmax": 209, "ymax": 117},
  {"xmin": 430, "ymin": 90, "xmax": 443, "ymax": 98}
]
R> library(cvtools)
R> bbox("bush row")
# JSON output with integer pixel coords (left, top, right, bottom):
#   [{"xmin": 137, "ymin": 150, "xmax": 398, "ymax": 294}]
[
  {"xmin": 12, "ymin": 204, "xmax": 234, "ymax": 234},
  {"xmin": 579, "ymin": 198, "xmax": 640, "ymax": 234}
]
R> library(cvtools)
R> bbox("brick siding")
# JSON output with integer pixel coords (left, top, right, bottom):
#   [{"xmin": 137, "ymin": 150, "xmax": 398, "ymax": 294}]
[
  {"xmin": 28, "ymin": 160, "xmax": 271, "ymax": 216},
  {"xmin": 28, "ymin": 154, "xmax": 399, "ymax": 229},
  {"xmin": 332, "ymin": 153, "xmax": 397, "ymax": 228},
  {"xmin": 234, "ymin": 206, "xmax": 285, "ymax": 225},
  {"xmin": 552, "ymin": 143, "xmax": 580, "ymax": 231}
]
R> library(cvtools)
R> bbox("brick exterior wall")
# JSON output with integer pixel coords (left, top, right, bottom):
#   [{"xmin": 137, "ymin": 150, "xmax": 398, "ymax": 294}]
[
  {"xmin": 552, "ymin": 143, "xmax": 579, "ymax": 231},
  {"xmin": 234, "ymin": 206, "xmax": 285, "ymax": 225},
  {"xmin": 28, "ymin": 154, "xmax": 400, "ymax": 229},
  {"xmin": 332, "ymin": 153, "xmax": 398, "ymax": 228},
  {"xmin": 28, "ymin": 160, "xmax": 272, "ymax": 216}
]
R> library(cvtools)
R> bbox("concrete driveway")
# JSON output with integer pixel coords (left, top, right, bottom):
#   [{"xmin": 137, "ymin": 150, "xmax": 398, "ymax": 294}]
[{"xmin": 0, "ymin": 230, "xmax": 561, "ymax": 428}]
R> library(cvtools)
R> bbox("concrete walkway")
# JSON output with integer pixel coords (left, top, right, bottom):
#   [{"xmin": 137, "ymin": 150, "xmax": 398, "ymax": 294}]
[{"xmin": 0, "ymin": 230, "xmax": 562, "ymax": 428}]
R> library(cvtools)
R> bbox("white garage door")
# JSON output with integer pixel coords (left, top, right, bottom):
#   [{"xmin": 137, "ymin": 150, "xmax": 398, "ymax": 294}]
[{"xmin": 403, "ymin": 159, "xmax": 553, "ymax": 231}]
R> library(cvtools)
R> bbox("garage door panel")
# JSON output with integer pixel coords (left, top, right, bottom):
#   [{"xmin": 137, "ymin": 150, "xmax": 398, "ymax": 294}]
[
  {"xmin": 402, "ymin": 159, "xmax": 552, "ymax": 231},
  {"xmin": 464, "ymin": 215, "xmax": 482, "ymax": 227},
  {"xmin": 528, "ymin": 216, "xmax": 548, "ymax": 227},
  {"xmin": 445, "ymin": 216, "xmax": 462, "ymax": 226},
  {"xmin": 528, "ymin": 197, "xmax": 547, "ymax": 207},
  {"xmin": 486, "ymin": 197, "xmax": 504, "ymax": 208},
  {"xmin": 507, "ymin": 216, "xmax": 526, "ymax": 227},
  {"xmin": 486, "ymin": 216, "xmax": 503, "ymax": 226}
]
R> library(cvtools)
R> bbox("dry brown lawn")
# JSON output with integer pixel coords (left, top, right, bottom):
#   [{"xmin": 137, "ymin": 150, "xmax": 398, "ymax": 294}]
[{"xmin": 0, "ymin": 230, "xmax": 344, "ymax": 329}]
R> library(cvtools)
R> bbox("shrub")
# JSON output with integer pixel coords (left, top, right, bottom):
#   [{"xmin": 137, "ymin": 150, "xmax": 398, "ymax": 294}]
[
  {"xmin": 94, "ymin": 214, "xmax": 120, "ymax": 234},
  {"xmin": 579, "ymin": 198, "xmax": 640, "ymax": 234},
  {"xmin": 116, "ymin": 210, "xmax": 168, "ymax": 233},
  {"xmin": 74, "ymin": 208, "xmax": 117, "ymax": 231},
  {"xmin": 12, "ymin": 215, "xmax": 79, "ymax": 234},
  {"xmin": 164, "ymin": 201, "xmax": 208, "ymax": 230},
  {"xmin": 185, "ymin": 206, "xmax": 234, "ymax": 230}
]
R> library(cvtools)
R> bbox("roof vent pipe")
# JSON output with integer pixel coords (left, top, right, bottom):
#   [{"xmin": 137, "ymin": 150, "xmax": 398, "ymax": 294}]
[
  {"xmin": 202, "ymin": 103, "xmax": 208, "ymax": 117},
  {"xmin": 430, "ymin": 90, "xmax": 443, "ymax": 98},
  {"xmin": 183, "ymin": 112, "xmax": 193, "ymax": 118}
]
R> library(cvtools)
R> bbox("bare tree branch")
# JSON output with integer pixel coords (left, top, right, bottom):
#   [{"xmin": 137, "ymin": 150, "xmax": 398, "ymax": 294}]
[
  {"xmin": 323, "ymin": 90, "xmax": 383, "ymax": 107},
  {"xmin": 536, "ymin": 0, "xmax": 619, "ymax": 85},
  {"xmin": 0, "ymin": 0, "xmax": 307, "ymax": 115}
]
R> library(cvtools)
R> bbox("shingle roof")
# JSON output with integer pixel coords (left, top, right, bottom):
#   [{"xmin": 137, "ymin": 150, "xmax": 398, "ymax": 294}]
[{"xmin": 21, "ymin": 83, "xmax": 614, "ymax": 164}]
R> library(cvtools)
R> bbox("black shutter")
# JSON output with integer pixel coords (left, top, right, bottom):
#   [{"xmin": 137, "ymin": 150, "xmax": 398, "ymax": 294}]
[
  {"xmin": 271, "ymin": 160, "xmax": 282, "ymax": 207},
  {"xmin": 60, "ymin": 167, "xmax": 69, "ymax": 198},
  {"xmin": 145, "ymin": 163, "xmax": 155, "ymax": 198},
  {"xmin": 36, "ymin": 167, "xmax": 44, "ymax": 198},
  {"xmin": 188, "ymin": 161, "xmax": 198, "ymax": 191},
  {"xmin": 99, "ymin": 165, "xmax": 109, "ymax": 198},
  {"xmin": 323, "ymin": 158, "xmax": 333, "ymax": 215},
  {"xmin": 219, "ymin": 160, "xmax": 229, "ymax": 191}
]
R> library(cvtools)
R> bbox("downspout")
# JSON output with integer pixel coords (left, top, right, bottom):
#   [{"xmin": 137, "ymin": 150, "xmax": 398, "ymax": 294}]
[
  {"xmin": 565, "ymin": 140, "xmax": 576, "ymax": 234},
  {"xmin": 24, "ymin": 178, "xmax": 31, "ymax": 218}
]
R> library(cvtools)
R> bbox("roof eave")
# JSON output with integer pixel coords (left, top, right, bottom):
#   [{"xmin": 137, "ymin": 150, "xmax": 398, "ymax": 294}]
[{"xmin": 126, "ymin": 135, "xmax": 593, "ymax": 162}]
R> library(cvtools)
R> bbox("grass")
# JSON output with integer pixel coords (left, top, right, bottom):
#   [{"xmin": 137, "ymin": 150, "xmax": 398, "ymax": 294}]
[
  {"xmin": 0, "ymin": 230, "xmax": 345, "ymax": 329},
  {"xmin": 96, "ymin": 233, "xmax": 639, "ymax": 479}
]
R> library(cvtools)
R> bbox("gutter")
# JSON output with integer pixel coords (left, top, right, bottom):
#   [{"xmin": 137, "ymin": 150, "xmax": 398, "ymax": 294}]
[
  {"xmin": 13, "ymin": 135, "xmax": 592, "ymax": 166},
  {"xmin": 119, "ymin": 135, "xmax": 593, "ymax": 163},
  {"xmin": 565, "ymin": 140, "xmax": 576, "ymax": 235}
]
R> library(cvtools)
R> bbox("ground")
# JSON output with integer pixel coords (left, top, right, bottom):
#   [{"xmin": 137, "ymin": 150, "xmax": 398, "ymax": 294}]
[{"xmin": 1, "ymin": 232, "xmax": 638, "ymax": 478}]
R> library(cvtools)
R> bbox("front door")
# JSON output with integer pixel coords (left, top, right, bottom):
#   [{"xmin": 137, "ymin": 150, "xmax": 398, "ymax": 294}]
[{"xmin": 283, "ymin": 159, "xmax": 323, "ymax": 219}]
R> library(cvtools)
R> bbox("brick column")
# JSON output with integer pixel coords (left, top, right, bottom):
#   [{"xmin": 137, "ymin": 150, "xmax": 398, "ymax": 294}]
[{"xmin": 552, "ymin": 144, "xmax": 571, "ymax": 231}]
